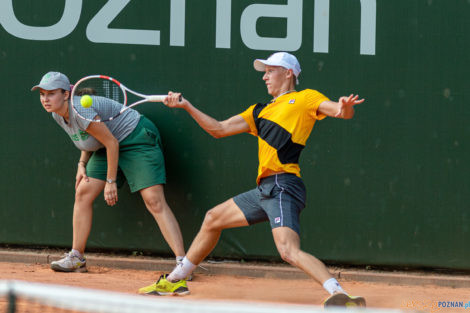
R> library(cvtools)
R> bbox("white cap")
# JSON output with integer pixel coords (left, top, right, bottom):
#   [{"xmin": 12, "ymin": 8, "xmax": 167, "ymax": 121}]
[
  {"xmin": 31, "ymin": 71, "xmax": 71, "ymax": 91},
  {"xmin": 253, "ymin": 52, "xmax": 301, "ymax": 84}
]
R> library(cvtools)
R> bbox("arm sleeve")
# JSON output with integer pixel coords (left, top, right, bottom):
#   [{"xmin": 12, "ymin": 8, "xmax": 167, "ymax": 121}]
[
  {"xmin": 238, "ymin": 104, "xmax": 258, "ymax": 136},
  {"xmin": 305, "ymin": 89, "xmax": 329, "ymax": 120},
  {"xmin": 76, "ymin": 114, "xmax": 92, "ymax": 131}
]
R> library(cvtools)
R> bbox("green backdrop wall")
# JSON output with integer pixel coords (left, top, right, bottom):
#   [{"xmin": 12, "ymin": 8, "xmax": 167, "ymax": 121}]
[{"xmin": 0, "ymin": 0, "xmax": 468, "ymax": 269}]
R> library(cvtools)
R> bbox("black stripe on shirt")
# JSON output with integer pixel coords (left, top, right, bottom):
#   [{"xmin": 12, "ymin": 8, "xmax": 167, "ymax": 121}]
[{"xmin": 252, "ymin": 102, "xmax": 305, "ymax": 164}]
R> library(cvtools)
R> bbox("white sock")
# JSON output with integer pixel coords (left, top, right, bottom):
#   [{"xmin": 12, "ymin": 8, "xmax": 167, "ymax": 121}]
[
  {"xmin": 167, "ymin": 257, "xmax": 196, "ymax": 282},
  {"xmin": 323, "ymin": 278, "xmax": 347, "ymax": 295},
  {"xmin": 71, "ymin": 249, "xmax": 83, "ymax": 260},
  {"xmin": 176, "ymin": 256, "xmax": 184, "ymax": 263}
]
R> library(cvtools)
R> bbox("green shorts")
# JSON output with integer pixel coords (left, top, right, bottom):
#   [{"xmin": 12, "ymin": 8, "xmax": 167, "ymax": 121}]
[{"xmin": 86, "ymin": 116, "xmax": 166, "ymax": 192}]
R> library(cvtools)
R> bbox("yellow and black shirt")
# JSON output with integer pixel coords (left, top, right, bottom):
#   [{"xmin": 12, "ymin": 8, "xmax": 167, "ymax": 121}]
[{"xmin": 239, "ymin": 89, "xmax": 329, "ymax": 184}]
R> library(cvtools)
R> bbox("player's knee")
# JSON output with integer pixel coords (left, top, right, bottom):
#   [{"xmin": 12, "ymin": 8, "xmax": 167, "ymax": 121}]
[
  {"xmin": 144, "ymin": 196, "xmax": 165, "ymax": 215},
  {"xmin": 202, "ymin": 209, "xmax": 222, "ymax": 231},
  {"xmin": 277, "ymin": 246, "xmax": 298, "ymax": 265},
  {"xmin": 74, "ymin": 187, "xmax": 94, "ymax": 205}
]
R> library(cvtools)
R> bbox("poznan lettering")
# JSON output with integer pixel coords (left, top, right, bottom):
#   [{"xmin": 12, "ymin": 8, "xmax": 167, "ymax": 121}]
[{"xmin": 0, "ymin": 0, "xmax": 376, "ymax": 55}]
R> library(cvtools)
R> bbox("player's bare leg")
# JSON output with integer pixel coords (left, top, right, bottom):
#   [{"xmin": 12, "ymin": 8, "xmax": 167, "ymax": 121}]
[
  {"xmin": 72, "ymin": 178, "xmax": 105, "ymax": 253},
  {"xmin": 140, "ymin": 184, "xmax": 185, "ymax": 257},
  {"xmin": 138, "ymin": 199, "xmax": 248, "ymax": 295},
  {"xmin": 272, "ymin": 227, "xmax": 366, "ymax": 307},
  {"xmin": 139, "ymin": 198, "xmax": 248, "ymax": 295},
  {"xmin": 185, "ymin": 198, "xmax": 249, "ymax": 264},
  {"xmin": 51, "ymin": 178, "xmax": 104, "ymax": 272},
  {"xmin": 272, "ymin": 227, "xmax": 333, "ymax": 283}
]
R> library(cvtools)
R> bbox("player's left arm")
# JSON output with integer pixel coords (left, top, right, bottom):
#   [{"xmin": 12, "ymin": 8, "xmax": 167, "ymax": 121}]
[
  {"xmin": 318, "ymin": 94, "xmax": 364, "ymax": 119},
  {"xmin": 85, "ymin": 121, "xmax": 119, "ymax": 206}
]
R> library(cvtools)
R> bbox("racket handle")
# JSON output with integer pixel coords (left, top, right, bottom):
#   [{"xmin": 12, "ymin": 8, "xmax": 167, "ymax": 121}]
[
  {"xmin": 146, "ymin": 95, "xmax": 167, "ymax": 102},
  {"xmin": 147, "ymin": 95, "xmax": 183, "ymax": 102}
]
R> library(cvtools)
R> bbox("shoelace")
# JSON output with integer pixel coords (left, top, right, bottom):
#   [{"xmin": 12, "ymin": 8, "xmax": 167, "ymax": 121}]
[
  {"xmin": 63, "ymin": 251, "xmax": 84, "ymax": 261},
  {"xmin": 60, "ymin": 252, "xmax": 71, "ymax": 259}
]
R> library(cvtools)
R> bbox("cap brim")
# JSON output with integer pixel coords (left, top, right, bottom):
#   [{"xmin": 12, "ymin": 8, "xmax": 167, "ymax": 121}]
[
  {"xmin": 254, "ymin": 59, "xmax": 291, "ymax": 72},
  {"xmin": 254, "ymin": 59, "xmax": 269, "ymax": 72},
  {"xmin": 30, "ymin": 83, "xmax": 70, "ymax": 92},
  {"xmin": 254, "ymin": 59, "xmax": 300, "ymax": 84},
  {"xmin": 31, "ymin": 84, "xmax": 51, "ymax": 91}
]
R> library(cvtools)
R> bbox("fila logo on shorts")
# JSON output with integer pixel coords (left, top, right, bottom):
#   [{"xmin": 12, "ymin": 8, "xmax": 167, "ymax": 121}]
[{"xmin": 275, "ymin": 217, "xmax": 281, "ymax": 224}]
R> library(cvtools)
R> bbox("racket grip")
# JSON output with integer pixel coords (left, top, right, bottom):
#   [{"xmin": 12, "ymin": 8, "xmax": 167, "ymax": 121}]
[
  {"xmin": 147, "ymin": 95, "xmax": 167, "ymax": 102},
  {"xmin": 147, "ymin": 95, "xmax": 183, "ymax": 102}
]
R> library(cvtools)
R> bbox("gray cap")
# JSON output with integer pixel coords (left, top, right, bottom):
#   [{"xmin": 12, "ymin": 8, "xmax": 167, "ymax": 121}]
[{"xmin": 31, "ymin": 71, "xmax": 71, "ymax": 91}]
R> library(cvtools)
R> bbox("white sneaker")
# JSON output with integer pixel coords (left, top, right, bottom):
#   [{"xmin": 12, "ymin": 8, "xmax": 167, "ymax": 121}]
[{"xmin": 51, "ymin": 251, "xmax": 87, "ymax": 272}]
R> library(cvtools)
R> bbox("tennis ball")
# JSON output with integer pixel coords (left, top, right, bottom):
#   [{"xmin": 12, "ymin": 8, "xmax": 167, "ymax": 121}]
[{"xmin": 80, "ymin": 95, "xmax": 93, "ymax": 108}]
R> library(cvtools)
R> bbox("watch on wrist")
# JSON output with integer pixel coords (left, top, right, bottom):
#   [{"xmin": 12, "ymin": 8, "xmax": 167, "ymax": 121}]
[{"xmin": 106, "ymin": 178, "xmax": 116, "ymax": 184}]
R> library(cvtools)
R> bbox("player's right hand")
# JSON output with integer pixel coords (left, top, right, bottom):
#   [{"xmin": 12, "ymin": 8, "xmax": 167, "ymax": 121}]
[
  {"xmin": 104, "ymin": 182, "xmax": 118, "ymax": 206},
  {"xmin": 75, "ymin": 165, "xmax": 89, "ymax": 190},
  {"xmin": 164, "ymin": 91, "xmax": 187, "ymax": 108}
]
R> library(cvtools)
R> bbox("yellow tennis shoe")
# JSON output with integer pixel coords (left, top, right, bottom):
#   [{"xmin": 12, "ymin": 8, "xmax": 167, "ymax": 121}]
[
  {"xmin": 138, "ymin": 274, "xmax": 190, "ymax": 296},
  {"xmin": 323, "ymin": 293, "xmax": 366, "ymax": 308}
]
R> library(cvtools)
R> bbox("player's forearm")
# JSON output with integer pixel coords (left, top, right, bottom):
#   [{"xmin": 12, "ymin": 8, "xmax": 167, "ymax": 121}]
[
  {"xmin": 318, "ymin": 100, "xmax": 355, "ymax": 119},
  {"xmin": 183, "ymin": 102, "xmax": 225, "ymax": 138},
  {"xmin": 105, "ymin": 139, "xmax": 119, "ymax": 181},
  {"xmin": 78, "ymin": 151, "xmax": 92, "ymax": 167}
]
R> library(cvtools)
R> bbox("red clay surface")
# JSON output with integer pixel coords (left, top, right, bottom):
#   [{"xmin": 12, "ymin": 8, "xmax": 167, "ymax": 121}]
[{"xmin": 1, "ymin": 262, "xmax": 469, "ymax": 312}]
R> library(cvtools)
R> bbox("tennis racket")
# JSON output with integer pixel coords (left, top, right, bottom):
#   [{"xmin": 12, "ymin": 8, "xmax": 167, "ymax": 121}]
[{"xmin": 70, "ymin": 75, "xmax": 181, "ymax": 122}]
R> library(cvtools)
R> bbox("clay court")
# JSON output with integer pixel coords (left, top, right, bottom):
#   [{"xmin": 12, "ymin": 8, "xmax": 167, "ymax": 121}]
[{"xmin": 1, "ymin": 251, "xmax": 470, "ymax": 313}]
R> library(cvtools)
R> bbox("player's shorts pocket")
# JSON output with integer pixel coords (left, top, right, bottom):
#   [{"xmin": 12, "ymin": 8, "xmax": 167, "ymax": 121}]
[
  {"xmin": 143, "ymin": 127, "xmax": 157, "ymax": 145},
  {"xmin": 258, "ymin": 174, "xmax": 306, "ymax": 204},
  {"xmin": 258, "ymin": 181, "xmax": 276, "ymax": 198},
  {"xmin": 120, "ymin": 116, "xmax": 162, "ymax": 149}
]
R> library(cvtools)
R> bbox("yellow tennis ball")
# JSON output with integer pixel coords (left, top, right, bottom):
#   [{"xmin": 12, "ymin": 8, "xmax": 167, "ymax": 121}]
[{"xmin": 80, "ymin": 95, "xmax": 93, "ymax": 108}]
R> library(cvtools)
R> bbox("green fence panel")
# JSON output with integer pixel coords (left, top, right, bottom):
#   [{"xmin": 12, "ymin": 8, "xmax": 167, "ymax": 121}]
[{"xmin": 0, "ymin": 0, "xmax": 468, "ymax": 269}]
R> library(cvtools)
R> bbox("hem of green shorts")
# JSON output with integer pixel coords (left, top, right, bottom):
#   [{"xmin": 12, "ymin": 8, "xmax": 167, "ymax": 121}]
[
  {"xmin": 129, "ymin": 180, "xmax": 166, "ymax": 193},
  {"xmin": 85, "ymin": 174, "xmax": 166, "ymax": 193}
]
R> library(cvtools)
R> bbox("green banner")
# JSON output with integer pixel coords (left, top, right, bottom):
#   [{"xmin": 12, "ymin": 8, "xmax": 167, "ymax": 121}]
[{"xmin": 0, "ymin": 0, "xmax": 468, "ymax": 269}]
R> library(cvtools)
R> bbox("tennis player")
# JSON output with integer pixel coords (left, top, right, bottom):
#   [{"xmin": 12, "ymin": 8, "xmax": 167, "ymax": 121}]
[
  {"xmin": 32, "ymin": 71, "xmax": 186, "ymax": 273},
  {"xmin": 138, "ymin": 52, "xmax": 366, "ymax": 307}
]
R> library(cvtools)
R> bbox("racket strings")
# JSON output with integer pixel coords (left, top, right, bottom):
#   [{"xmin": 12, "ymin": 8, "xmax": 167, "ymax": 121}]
[
  {"xmin": 77, "ymin": 78, "xmax": 125, "ymax": 103},
  {"xmin": 72, "ymin": 78, "xmax": 126, "ymax": 122}
]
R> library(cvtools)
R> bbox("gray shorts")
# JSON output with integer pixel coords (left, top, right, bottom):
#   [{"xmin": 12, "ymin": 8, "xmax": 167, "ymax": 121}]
[{"xmin": 233, "ymin": 173, "xmax": 306, "ymax": 235}]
